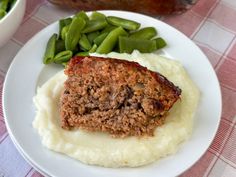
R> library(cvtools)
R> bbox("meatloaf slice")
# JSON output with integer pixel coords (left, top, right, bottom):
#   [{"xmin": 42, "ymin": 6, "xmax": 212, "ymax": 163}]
[{"xmin": 60, "ymin": 56, "xmax": 181, "ymax": 137}]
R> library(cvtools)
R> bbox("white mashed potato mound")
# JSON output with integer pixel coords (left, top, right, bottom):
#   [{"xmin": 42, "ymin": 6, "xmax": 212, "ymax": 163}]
[{"xmin": 33, "ymin": 51, "xmax": 200, "ymax": 167}]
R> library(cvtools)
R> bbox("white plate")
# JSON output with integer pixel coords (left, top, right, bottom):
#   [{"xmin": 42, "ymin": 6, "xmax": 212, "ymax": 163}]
[{"xmin": 2, "ymin": 11, "xmax": 222, "ymax": 177}]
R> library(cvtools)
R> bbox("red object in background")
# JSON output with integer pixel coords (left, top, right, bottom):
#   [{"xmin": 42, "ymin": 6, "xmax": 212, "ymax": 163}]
[{"xmin": 47, "ymin": 0, "xmax": 198, "ymax": 15}]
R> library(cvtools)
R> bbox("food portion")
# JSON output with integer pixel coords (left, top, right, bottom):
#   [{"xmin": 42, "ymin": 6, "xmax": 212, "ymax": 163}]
[
  {"xmin": 33, "ymin": 51, "xmax": 200, "ymax": 167},
  {"xmin": 42, "ymin": 11, "xmax": 167, "ymax": 66},
  {"xmin": 61, "ymin": 56, "xmax": 181, "ymax": 137},
  {"xmin": 0, "ymin": 0, "xmax": 16, "ymax": 20}
]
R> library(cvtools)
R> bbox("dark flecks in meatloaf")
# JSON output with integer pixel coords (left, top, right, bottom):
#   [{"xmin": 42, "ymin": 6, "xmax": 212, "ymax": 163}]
[{"xmin": 60, "ymin": 56, "xmax": 181, "ymax": 138}]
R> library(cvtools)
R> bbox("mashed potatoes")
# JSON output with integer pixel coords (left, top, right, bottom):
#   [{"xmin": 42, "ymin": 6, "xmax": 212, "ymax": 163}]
[{"xmin": 33, "ymin": 51, "xmax": 200, "ymax": 167}]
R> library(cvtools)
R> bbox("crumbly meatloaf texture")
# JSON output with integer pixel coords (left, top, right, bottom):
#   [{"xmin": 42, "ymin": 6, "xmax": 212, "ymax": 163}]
[{"xmin": 60, "ymin": 56, "xmax": 181, "ymax": 137}]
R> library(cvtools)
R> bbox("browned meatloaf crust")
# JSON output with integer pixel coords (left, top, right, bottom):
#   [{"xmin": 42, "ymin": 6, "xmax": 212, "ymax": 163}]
[{"xmin": 60, "ymin": 56, "xmax": 181, "ymax": 137}]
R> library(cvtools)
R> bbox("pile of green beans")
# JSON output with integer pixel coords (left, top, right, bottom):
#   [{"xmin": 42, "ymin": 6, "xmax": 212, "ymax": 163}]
[
  {"xmin": 43, "ymin": 11, "xmax": 167, "ymax": 66},
  {"xmin": 0, "ymin": 0, "xmax": 16, "ymax": 20}
]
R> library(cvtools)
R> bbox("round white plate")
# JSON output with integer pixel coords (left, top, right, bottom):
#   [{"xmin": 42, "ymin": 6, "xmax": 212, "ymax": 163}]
[{"xmin": 2, "ymin": 11, "xmax": 222, "ymax": 177}]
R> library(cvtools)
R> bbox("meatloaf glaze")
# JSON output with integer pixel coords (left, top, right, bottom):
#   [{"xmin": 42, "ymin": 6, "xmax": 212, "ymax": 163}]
[{"xmin": 60, "ymin": 56, "xmax": 181, "ymax": 137}]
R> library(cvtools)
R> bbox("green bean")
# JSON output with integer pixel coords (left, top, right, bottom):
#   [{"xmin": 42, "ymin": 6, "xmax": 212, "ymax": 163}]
[
  {"xmin": 100, "ymin": 24, "xmax": 116, "ymax": 34},
  {"xmin": 75, "ymin": 51, "xmax": 89, "ymax": 56},
  {"xmin": 93, "ymin": 32, "xmax": 109, "ymax": 46},
  {"xmin": 75, "ymin": 11, "xmax": 89, "ymax": 21},
  {"xmin": 129, "ymin": 27, "xmax": 157, "ymax": 40},
  {"xmin": 82, "ymin": 19, "xmax": 108, "ymax": 33},
  {"xmin": 43, "ymin": 33, "xmax": 57, "ymax": 64},
  {"xmin": 106, "ymin": 16, "xmax": 140, "ymax": 31},
  {"xmin": 42, "ymin": 11, "xmax": 168, "ymax": 66},
  {"xmin": 89, "ymin": 44, "xmax": 97, "ymax": 53},
  {"xmin": 96, "ymin": 27, "xmax": 128, "ymax": 54},
  {"xmin": 0, "ymin": 0, "xmax": 17, "ymax": 20},
  {"xmin": 0, "ymin": 0, "xmax": 9, "ymax": 11},
  {"xmin": 0, "ymin": 0, "xmax": 9, "ymax": 19},
  {"xmin": 79, "ymin": 46, "xmax": 87, "ymax": 51},
  {"xmin": 90, "ymin": 11, "xmax": 105, "ymax": 20},
  {"xmin": 79, "ymin": 34, "xmax": 92, "ymax": 51},
  {"xmin": 65, "ymin": 16, "xmax": 86, "ymax": 51},
  {"xmin": 87, "ymin": 31, "xmax": 100, "ymax": 44},
  {"xmin": 154, "ymin": 37, "xmax": 167, "ymax": 49},
  {"xmin": 60, "ymin": 18, "xmax": 71, "ymax": 27},
  {"xmin": 62, "ymin": 62, "xmax": 68, "ymax": 67},
  {"xmin": 61, "ymin": 25, "xmax": 69, "ymax": 41},
  {"xmin": 0, "ymin": 9, "xmax": 6, "ymax": 19},
  {"xmin": 59, "ymin": 18, "xmax": 72, "ymax": 39},
  {"xmin": 55, "ymin": 39, "xmax": 65, "ymax": 53},
  {"xmin": 119, "ymin": 36, "xmax": 157, "ymax": 53},
  {"xmin": 54, "ymin": 50, "xmax": 73, "ymax": 64}
]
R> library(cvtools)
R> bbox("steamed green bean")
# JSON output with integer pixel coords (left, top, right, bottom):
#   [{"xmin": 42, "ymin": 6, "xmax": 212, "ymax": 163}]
[
  {"xmin": 154, "ymin": 37, "xmax": 167, "ymax": 49},
  {"xmin": 0, "ymin": 0, "xmax": 16, "ymax": 20},
  {"xmin": 90, "ymin": 11, "xmax": 106, "ymax": 20},
  {"xmin": 96, "ymin": 27, "xmax": 128, "ymax": 54},
  {"xmin": 82, "ymin": 19, "xmax": 108, "ymax": 33},
  {"xmin": 129, "ymin": 27, "xmax": 157, "ymax": 40},
  {"xmin": 54, "ymin": 50, "xmax": 73, "ymax": 63},
  {"xmin": 59, "ymin": 18, "xmax": 72, "ymax": 39},
  {"xmin": 0, "ymin": 9, "xmax": 6, "ymax": 19},
  {"xmin": 119, "ymin": 36, "xmax": 157, "ymax": 53},
  {"xmin": 43, "ymin": 33, "xmax": 57, "ymax": 64},
  {"xmin": 42, "ymin": 11, "xmax": 167, "ymax": 66},
  {"xmin": 65, "ymin": 16, "xmax": 86, "ymax": 51},
  {"xmin": 89, "ymin": 44, "xmax": 97, "ymax": 53},
  {"xmin": 61, "ymin": 25, "xmax": 70, "ymax": 41},
  {"xmin": 62, "ymin": 62, "xmax": 68, "ymax": 67},
  {"xmin": 0, "ymin": 0, "xmax": 9, "ymax": 11},
  {"xmin": 87, "ymin": 31, "xmax": 100, "ymax": 44},
  {"xmin": 101, "ymin": 25, "xmax": 117, "ymax": 34},
  {"xmin": 55, "ymin": 39, "xmax": 65, "ymax": 53},
  {"xmin": 75, "ymin": 51, "xmax": 89, "ymax": 56},
  {"xmin": 79, "ymin": 34, "xmax": 92, "ymax": 51},
  {"xmin": 106, "ymin": 16, "xmax": 140, "ymax": 31},
  {"xmin": 75, "ymin": 11, "xmax": 89, "ymax": 21},
  {"xmin": 93, "ymin": 32, "xmax": 109, "ymax": 46}
]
